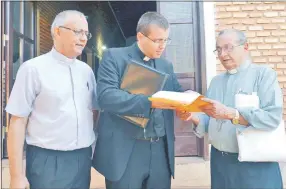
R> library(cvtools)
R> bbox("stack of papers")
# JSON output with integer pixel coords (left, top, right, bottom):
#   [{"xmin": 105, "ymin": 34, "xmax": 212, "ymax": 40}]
[{"xmin": 149, "ymin": 90, "xmax": 209, "ymax": 112}]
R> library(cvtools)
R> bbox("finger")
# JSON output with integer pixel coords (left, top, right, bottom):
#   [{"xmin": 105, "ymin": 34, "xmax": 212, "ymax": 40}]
[{"xmin": 201, "ymin": 98, "xmax": 216, "ymax": 104}]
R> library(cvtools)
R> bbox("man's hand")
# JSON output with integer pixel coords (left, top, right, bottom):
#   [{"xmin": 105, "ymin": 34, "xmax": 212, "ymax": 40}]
[
  {"xmin": 200, "ymin": 98, "xmax": 236, "ymax": 120},
  {"xmin": 10, "ymin": 175, "xmax": 29, "ymax": 189},
  {"xmin": 176, "ymin": 110, "xmax": 192, "ymax": 121}
]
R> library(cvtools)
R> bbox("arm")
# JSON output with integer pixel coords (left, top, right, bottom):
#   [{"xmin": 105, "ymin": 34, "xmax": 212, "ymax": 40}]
[
  {"xmin": 7, "ymin": 116, "xmax": 29, "ymax": 186},
  {"xmin": 237, "ymin": 68, "xmax": 283, "ymax": 130},
  {"xmin": 97, "ymin": 50, "xmax": 151, "ymax": 118},
  {"xmin": 5, "ymin": 63, "xmax": 39, "ymax": 188},
  {"xmin": 192, "ymin": 113, "xmax": 210, "ymax": 138}
]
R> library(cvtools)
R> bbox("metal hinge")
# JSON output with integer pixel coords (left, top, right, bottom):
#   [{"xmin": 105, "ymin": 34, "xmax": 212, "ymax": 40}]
[{"xmin": 2, "ymin": 34, "xmax": 9, "ymax": 47}]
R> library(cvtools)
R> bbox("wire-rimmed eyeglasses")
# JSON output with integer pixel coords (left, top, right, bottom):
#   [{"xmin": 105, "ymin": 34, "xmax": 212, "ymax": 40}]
[
  {"xmin": 59, "ymin": 26, "xmax": 92, "ymax": 40},
  {"xmin": 213, "ymin": 44, "xmax": 244, "ymax": 56}
]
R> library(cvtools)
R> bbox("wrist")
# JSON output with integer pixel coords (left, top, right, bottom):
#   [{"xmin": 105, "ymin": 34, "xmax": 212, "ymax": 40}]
[{"xmin": 225, "ymin": 108, "xmax": 237, "ymax": 120}]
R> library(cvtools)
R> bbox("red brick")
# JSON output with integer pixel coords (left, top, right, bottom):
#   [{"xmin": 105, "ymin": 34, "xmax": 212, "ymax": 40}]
[
  {"xmin": 257, "ymin": 44, "xmax": 272, "ymax": 50},
  {"xmin": 250, "ymin": 51, "xmax": 261, "ymax": 57},
  {"xmin": 257, "ymin": 31, "xmax": 271, "ymax": 37},
  {"xmin": 249, "ymin": 12, "xmax": 263, "ymax": 18},
  {"xmin": 232, "ymin": 25, "xmax": 247, "ymax": 31},
  {"xmin": 272, "ymin": 31, "xmax": 286, "ymax": 36},
  {"xmin": 264, "ymin": 12, "xmax": 279, "ymax": 17},
  {"xmin": 272, "ymin": 18, "xmax": 286, "ymax": 23},
  {"xmin": 226, "ymin": 6, "xmax": 240, "ymax": 12},
  {"xmin": 241, "ymin": 5, "xmax": 255, "ymax": 11},
  {"xmin": 256, "ymin": 5, "xmax": 271, "ymax": 11},
  {"xmin": 277, "ymin": 51, "xmax": 286, "ymax": 55},
  {"xmin": 249, "ymin": 38, "xmax": 264, "ymax": 43},
  {"xmin": 233, "ymin": 12, "xmax": 248, "ymax": 18},
  {"xmin": 278, "ymin": 76, "xmax": 286, "ymax": 82},
  {"xmin": 256, "ymin": 19, "xmax": 271, "ymax": 24},
  {"xmin": 272, "ymin": 4, "xmax": 285, "ymax": 10},
  {"xmin": 246, "ymin": 32, "xmax": 256, "ymax": 38},
  {"xmin": 263, "ymin": 24, "xmax": 278, "ymax": 30},
  {"xmin": 248, "ymin": 45, "xmax": 257, "ymax": 50},
  {"xmin": 249, "ymin": 26, "xmax": 263, "ymax": 31},
  {"xmin": 277, "ymin": 63, "xmax": 286, "ymax": 68},
  {"xmin": 269, "ymin": 57, "xmax": 283, "ymax": 62},
  {"xmin": 253, "ymin": 58, "xmax": 267, "ymax": 63},
  {"xmin": 273, "ymin": 44, "xmax": 286, "ymax": 49},
  {"xmin": 280, "ymin": 25, "xmax": 286, "ymax": 30},
  {"xmin": 216, "ymin": 12, "xmax": 232, "ymax": 19},
  {"xmin": 280, "ymin": 37, "xmax": 286, "ymax": 42},
  {"xmin": 262, "ymin": 51, "xmax": 277, "ymax": 56},
  {"xmin": 264, "ymin": 38, "xmax": 279, "ymax": 43}
]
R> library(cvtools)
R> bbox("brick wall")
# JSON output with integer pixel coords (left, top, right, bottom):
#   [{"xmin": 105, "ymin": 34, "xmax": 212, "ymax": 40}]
[{"xmin": 214, "ymin": 2, "xmax": 286, "ymax": 119}]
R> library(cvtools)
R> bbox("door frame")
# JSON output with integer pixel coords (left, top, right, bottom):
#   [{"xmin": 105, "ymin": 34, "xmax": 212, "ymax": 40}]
[{"xmin": 193, "ymin": 2, "xmax": 209, "ymax": 160}]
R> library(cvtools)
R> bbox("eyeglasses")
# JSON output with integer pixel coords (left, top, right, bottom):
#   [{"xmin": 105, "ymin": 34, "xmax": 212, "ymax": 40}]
[
  {"xmin": 213, "ymin": 44, "xmax": 243, "ymax": 56},
  {"xmin": 141, "ymin": 33, "xmax": 171, "ymax": 45},
  {"xmin": 59, "ymin": 26, "xmax": 92, "ymax": 40}
]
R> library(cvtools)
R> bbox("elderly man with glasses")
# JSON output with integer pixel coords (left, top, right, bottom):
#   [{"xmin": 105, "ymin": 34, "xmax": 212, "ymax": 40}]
[
  {"xmin": 178, "ymin": 29, "xmax": 283, "ymax": 189},
  {"xmin": 6, "ymin": 10, "xmax": 97, "ymax": 189},
  {"xmin": 93, "ymin": 12, "xmax": 183, "ymax": 189}
]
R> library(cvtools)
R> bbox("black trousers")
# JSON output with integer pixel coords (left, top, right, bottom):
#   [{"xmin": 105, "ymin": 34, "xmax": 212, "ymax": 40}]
[
  {"xmin": 105, "ymin": 137, "xmax": 171, "ymax": 189},
  {"xmin": 26, "ymin": 145, "xmax": 92, "ymax": 189},
  {"xmin": 211, "ymin": 146, "xmax": 283, "ymax": 189}
]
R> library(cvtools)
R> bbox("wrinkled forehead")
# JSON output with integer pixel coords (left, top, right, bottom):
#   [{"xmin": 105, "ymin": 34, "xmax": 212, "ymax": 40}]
[
  {"xmin": 64, "ymin": 15, "xmax": 88, "ymax": 30},
  {"xmin": 216, "ymin": 33, "xmax": 239, "ymax": 47}
]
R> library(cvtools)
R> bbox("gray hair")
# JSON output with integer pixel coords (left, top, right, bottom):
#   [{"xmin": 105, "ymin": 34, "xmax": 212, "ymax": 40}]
[
  {"xmin": 51, "ymin": 10, "xmax": 86, "ymax": 37},
  {"xmin": 217, "ymin": 29, "xmax": 247, "ymax": 45},
  {"xmin": 136, "ymin": 12, "xmax": 169, "ymax": 35}
]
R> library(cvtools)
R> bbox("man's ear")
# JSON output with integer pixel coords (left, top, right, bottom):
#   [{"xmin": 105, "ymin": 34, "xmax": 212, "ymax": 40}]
[
  {"xmin": 53, "ymin": 27, "xmax": 60, "ymax": 38},
  {"xmin": 137, "ymin": 32, "xmax": 144, "ymax": 41},
  {"xmin": 244, "ymin": 43, "xmax": 249, "ymax": 50}
]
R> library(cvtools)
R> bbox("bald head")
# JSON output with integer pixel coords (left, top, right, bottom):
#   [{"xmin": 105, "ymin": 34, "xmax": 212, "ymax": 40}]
[{"xmin": 217, "ymin": 29, "xmax": 247, "ymax": 46}]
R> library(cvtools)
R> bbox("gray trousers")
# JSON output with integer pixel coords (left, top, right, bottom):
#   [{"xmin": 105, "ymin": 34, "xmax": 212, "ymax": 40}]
[
  {"xmin": 26, "ymin": 145, "xmax": 92, "ymax": 189},
  {"xmin": 105, "ymin": 137, "xmax": 171, "ymax": 189}
]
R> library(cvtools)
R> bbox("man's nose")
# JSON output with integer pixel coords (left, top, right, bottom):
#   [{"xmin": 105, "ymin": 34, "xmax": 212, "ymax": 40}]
[
  {"xmin": 220, "ymin": 49, "xmax": 228, "ymax": 57},
  {"xmin": 79, "ymin": 33, "xmax": 87, "ymax": 41}
]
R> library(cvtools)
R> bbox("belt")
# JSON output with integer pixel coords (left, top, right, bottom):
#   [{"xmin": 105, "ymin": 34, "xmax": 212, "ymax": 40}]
[
  {"xmin": 213, "ymin": 147, "xmax": 238, "ymax": 156},
  {"xmin": 136, "ymin": 136, "xmax": 161, "ymax": 142}
]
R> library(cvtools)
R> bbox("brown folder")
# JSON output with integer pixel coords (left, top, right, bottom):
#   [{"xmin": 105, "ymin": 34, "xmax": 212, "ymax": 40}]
[{"xmin": 118, "ymin": 59, "xmax": 169, "ymax": 128}]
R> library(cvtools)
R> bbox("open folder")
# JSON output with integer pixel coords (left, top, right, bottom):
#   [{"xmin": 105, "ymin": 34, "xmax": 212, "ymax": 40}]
[
  {"xmin": 149, "ymin": 90, "xmax": 210, "ymax": 112},
  {"xmin": 118, "ymin": 59, "xmax": 169, "ymax": 128}
]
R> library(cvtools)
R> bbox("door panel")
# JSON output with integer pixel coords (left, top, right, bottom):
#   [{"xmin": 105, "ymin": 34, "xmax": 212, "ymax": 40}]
[{"xmin": 158, "ymin": 2, "xmax": 200, "ymax": 156}]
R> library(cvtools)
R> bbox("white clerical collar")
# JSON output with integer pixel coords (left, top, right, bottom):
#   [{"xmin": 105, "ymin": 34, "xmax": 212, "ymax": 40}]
[
  {"xmin": 227, "ymin": 69, "xmax": 237, "ymax": 74},
  {"xmin": 143, "ymin": 56, "xmax": 150, "ymax": 61},
  {"xmin": 227, "ymin": 59, "xmax": 251, "ymax": 75},
  {"xmin": 51, "ymin": 48, "xmax": 76, "ymax": 65}
]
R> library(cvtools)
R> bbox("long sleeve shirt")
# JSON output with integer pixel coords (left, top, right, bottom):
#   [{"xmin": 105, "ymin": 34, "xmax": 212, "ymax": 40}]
[{"xmin": 194, "ymin": 61, "xmax": 283, "ymax": 153}]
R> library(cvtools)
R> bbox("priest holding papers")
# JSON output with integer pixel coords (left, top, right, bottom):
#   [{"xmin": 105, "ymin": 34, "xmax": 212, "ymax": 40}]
[
  {"xmin": 177, "ymin": 29, "xmax": 283, "ymax": 189},
  {"xmin": 93, "ymin": 12, "xmax": 188, "ymax": 189}
]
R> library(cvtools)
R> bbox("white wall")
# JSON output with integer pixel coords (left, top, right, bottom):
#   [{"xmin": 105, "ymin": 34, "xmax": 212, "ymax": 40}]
[{"xmin": 203, "ymin": 2, "xmax": 217, "ymax": 88}]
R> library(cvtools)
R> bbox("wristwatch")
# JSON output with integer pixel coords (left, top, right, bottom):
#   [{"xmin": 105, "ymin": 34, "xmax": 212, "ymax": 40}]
[{"xmin": 232, "ymin": 109, "xmax": 240, "ymax": 125}]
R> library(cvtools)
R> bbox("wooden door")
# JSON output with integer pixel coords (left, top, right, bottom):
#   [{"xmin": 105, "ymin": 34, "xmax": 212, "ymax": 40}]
[{"xmin": 158, "ymin": 2, "xmax": 203, "ymax": 156}]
